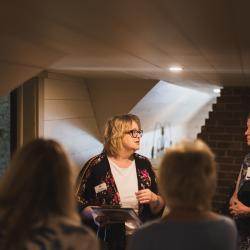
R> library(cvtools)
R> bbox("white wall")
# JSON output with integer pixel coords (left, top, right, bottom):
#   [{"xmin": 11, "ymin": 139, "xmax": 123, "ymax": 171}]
[
  {"xmin": 87, "ymin": 79, "xmax": 156, "ymax": 133},
  {"xmin": 42, "ymin": 76, "xmax": 156, "ymax": 167},
  {"xmin": 43, "ymin": 77, "xmax": 102, "ymax": 167},
  {"xmin": 41, "ymin": 77, "xmax": 219, "ymax": 169},
  {"xmin": 132, "ymin": 81, "xmax": 220, "ymax": 168},
  {"xmin": 137, "ymin": 124, "xmax": 186, "ymax": 159}
]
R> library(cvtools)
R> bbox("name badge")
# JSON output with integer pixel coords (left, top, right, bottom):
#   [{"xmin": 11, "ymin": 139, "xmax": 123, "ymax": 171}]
[
  {"xmin": 247, "ymin": 167, "xmax": 250, "ymax": 179},
  {"xmin": 94, "ymin": 182, "xmax": 107, "ymax": 194}
]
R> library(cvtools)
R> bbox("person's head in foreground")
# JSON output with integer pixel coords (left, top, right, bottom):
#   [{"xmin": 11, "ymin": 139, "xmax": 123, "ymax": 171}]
[
  {"xmin": 159, "ymin": 139, "xmax": 216, "ymax": 211},
  {"xmin": 127, "ymin": 140, "xmax": 238, "ymax": 250},
  {"xmin": 0, "ymin": 138, "xmax": 79, "ymax": 249}
]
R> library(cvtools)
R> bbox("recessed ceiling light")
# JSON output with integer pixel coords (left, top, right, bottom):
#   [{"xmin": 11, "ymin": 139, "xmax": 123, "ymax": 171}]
[
  {"xmin": 213, "ymin": 88, "xmax": 221, "ymax": 93},
  {"xmin": 169, "ymin": 66, "xmax": 183, "ymax": 72}
]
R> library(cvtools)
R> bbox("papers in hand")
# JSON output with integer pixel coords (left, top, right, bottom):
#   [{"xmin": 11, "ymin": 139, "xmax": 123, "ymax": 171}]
[{"xmin": 91, "ymin": 206, "xmax": 142, "ymax": 227}]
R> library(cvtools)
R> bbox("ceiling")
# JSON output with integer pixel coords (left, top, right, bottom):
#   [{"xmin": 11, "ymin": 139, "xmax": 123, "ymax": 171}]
[{"xmin": 1, "ymin": 0, "xmax": 250, "ymax": 95}]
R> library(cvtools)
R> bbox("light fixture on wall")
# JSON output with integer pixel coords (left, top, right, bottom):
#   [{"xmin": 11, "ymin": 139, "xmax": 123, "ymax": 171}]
[{"xmin": 151, "ymin": 122, "xmax": 172, "ymax": 159}]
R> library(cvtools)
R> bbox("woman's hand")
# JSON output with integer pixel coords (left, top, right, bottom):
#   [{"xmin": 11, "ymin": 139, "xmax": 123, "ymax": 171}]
[
  {"xmin": 229, "ymin": 193, "xmax": 238, "ymax": 206},
  {"xmin": 82, "ymin": 206, "xmax": 95, "ymax": 219},
  {"xmin": 136, "ymin": 189, "xmax": 164, "ymax": 214},
  {"xmin": 229, "ymin": 200, "xmax": 250, "ymax": 216},
  {"xmin": 82, "ymin": 206, "xmax": 108, "ymax": 226},
  {"xmin": 135, "ymin": 189, "xmax": 158, "ymax": 204}
]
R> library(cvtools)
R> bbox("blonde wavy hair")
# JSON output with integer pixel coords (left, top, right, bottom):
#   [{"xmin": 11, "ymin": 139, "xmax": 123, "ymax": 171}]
[
  {"xmin": 103, "ymin": 114, "xmax": 141, "ymax": 156},
  {"xmin": 159, "ymin": 139, "xmax": 216, "ymax": 211}
]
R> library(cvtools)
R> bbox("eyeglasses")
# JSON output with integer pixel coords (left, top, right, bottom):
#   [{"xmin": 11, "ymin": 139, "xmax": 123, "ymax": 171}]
[{"xmin": 127, "ymin": 129, "xmax": 143, "ymax": 138}]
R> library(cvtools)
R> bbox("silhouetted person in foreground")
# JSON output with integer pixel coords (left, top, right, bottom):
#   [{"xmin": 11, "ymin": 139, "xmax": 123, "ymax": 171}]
[
  {"xmin": 128, "ymin": 140, "xmax": 237, "ymax": 250},
  {"xmin": 0, "ymin": 138, "xmax": 99, "ymax": 250}
]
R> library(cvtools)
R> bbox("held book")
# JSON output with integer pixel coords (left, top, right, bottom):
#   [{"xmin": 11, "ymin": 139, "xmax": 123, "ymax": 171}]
[{"xmin": 91, "ymin": 206, "xmax": 142, "ymax": 227}]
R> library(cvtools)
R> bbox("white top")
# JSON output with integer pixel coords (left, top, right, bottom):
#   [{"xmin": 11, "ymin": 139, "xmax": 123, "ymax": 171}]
[
  {"xmin": 108, "ymin": 158, "xmax": 139, "ymax": 234},
  {"xmin": 109, "ymin": 158, "xmax": 138, "ymax": 210}
]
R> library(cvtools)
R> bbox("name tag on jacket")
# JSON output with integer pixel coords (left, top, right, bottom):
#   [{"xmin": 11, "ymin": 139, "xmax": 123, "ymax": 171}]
[{"xmin": 95, "ymin": 182, "xmax": 107, "ymax": 194}]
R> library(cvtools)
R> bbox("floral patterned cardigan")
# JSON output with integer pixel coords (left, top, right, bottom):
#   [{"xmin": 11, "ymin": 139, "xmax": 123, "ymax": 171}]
[{"xmin": 75, "ymin": 152, "xmax": 163, "ymax": 244}]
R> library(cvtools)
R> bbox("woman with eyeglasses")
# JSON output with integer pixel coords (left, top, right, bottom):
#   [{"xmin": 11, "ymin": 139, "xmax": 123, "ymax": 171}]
[{"xmin": 76, "ymin": 114, "xmax": 164, "ymax": 250}]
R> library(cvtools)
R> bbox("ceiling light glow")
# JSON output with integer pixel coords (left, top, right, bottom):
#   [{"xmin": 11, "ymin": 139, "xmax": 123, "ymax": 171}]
[{"xmin": 169, "ymin": 66, "xmax": 183, "ymax": 72}]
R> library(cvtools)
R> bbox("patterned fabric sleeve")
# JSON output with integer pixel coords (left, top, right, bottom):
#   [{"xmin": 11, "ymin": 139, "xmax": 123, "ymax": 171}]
[
  {"xmin": 75, "ymin": 157, "xmax": 98, "ymax": 211},
  {"xmin": 147, "ymin": 160, "xmax": 159, "ymax": 194},
  {"xmin": 136, "ymin": 154, "xmax": 164, "ymax": 222},
  {"xmin": 239, "ymin": 153, "xmax": 250, "ymax": 190},
  {"xmin": 137, "ymin": 155, "xmax": 159, "ymax": 193},
  {"xmin": 146, "ymin": 159, "xmax": 164, "ymax": 218}
]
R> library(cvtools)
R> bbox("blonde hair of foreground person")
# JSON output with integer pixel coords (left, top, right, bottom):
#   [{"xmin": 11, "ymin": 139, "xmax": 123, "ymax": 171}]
[
  {"xmin": 127, "ymin": 140, "xmax": 237, "ymax": 250},
  {"xmin": 159, "ymin": 139, "xmax": 216, "ymax": 211},
  {"xmin": 0, "ymin": 139, "xmax": 86, "ymax": 250}
]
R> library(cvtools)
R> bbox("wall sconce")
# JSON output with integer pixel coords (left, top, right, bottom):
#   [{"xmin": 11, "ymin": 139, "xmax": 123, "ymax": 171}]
[{"xmin": 151, "ymin": 122, "xmax": 172, "ymax": 159}]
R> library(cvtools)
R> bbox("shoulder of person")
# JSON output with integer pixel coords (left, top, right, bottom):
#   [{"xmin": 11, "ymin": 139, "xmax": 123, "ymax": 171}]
[
  {"xmin": 56, "ymin": 219, "xmax": 99, "ymax": 250},
  {"xmin": 139, "ymin": 218, "xmax": 161, "ymax": 230},
  {"xmin": 77, "ymin": 152, "xmax": 107, "ymax": 180},
  {"xmin": 60, "ymin": 222, "xmax": 96, "ymax": 237},
  {"xmin": 64, "ymin": 222, "xmax": 99, "ymax": 250},
  {"xmin": 50, "ymin": 216, "xmax": 97, "ymax": 236},
  {"xmin": 210, "ymin": 214, "xmax": 238, "ymax": 243},
  {"xmin": 216, "ymin": 214, "xmax": 237, "ymax": 227},
  {"xmin": 244, "ymin": 153, "xmax": 250, "ymax": 162},
  {"xmin": 27, "ymin": 217, "xmax": 98, "ymax": 250},
  {"xmin": 82, "ymin": 152, "xmax": 106, "ymax": 170},
  {"xmin": 134, "ymin": 153, "xmax": 151, "ymax": 164},
  {"xmin": 73, "ymin": 228, "xmax": 99, "ymax": 250},
  {"xmin": 130, "ymin": 219, "xmax": 161, "ymax": 240},
  {"xmin": 134, "ymin": 154, "xmax": 154, "ymax": 172}
]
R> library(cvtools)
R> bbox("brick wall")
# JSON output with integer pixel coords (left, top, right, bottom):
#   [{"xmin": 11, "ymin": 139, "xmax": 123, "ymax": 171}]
[
  {"xmin": 0, "ymin": 95, "xmax": 10, "ymax": 176},
  {"xmin": 198, "ymin": 87, "xmax": 250, "ymax": 213}
]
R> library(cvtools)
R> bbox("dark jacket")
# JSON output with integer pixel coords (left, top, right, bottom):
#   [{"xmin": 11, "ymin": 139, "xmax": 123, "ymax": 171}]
[{"xmin": 75, "ymin": 152, "xmax": 163, "ymax": 250}]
